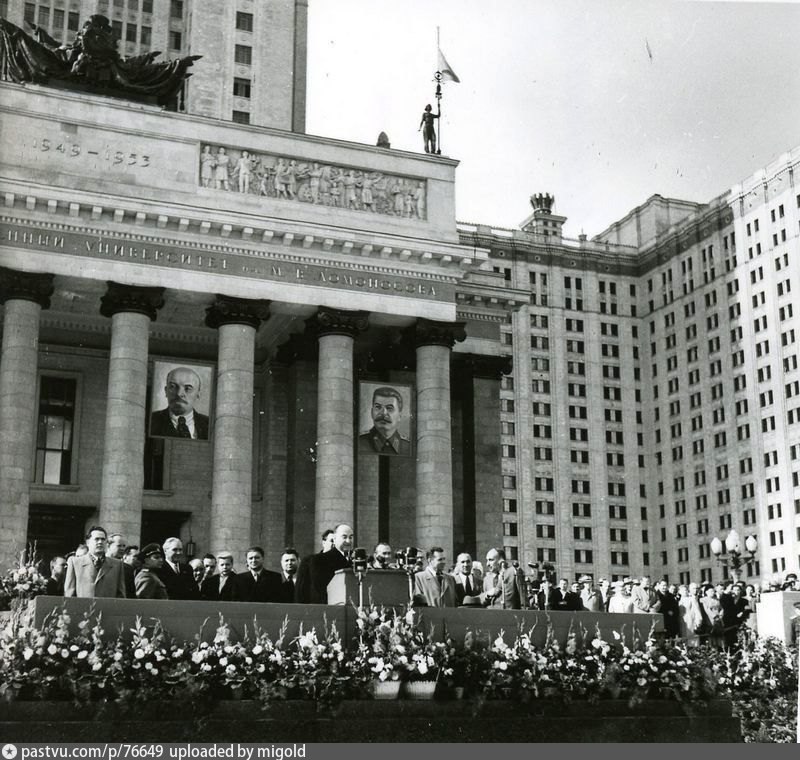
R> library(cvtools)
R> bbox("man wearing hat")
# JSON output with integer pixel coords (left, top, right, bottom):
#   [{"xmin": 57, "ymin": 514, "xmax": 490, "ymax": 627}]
[
  {"xmin": 782, "ymin": 572, "xmax": 799, "ymax": 591},
  {"xmin": 579, "ymin": 575, "xmax": 603, "ymax": 612},
  {"xmin": 608, "ymin": 578, "xmax": 635, "ymax": 613},
  {"xmin": 135, "ymin": 544, "xmax": 169, "ymax": 599}
]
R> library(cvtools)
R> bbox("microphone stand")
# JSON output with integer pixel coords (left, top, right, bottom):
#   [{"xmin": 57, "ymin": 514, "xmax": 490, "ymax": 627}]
[{"xmin": 352, "ymin": 549, "xmax": 368, "ymax": 611}]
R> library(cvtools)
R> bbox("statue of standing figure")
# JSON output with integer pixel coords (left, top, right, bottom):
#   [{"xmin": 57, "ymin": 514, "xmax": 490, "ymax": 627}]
[
  {"xmin": 214, "ymin": 147, "xmax": 230, "ymax": 190},
  {"xmin": 200, "ymin": 145, "xmax": 215, "ymax": 188},
  {"xmin": 419, "ymin": 104, "xmax": 440, "ymax": 154},
  {"xmin": 236, "ymin": 151, "xmax": 253, "ymax": 194}
]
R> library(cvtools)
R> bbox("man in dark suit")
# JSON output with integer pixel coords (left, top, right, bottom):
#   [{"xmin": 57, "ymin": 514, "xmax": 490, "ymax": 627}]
[
  {"xmin": 550, "ymin": 577, "xmax": 582, "ymax": 611},
  {"xmin": 276, "ymin": 548, "xmax": 299, "ymax": 603},
  {"xmin": 149, "ymin": 366, "xmax": 210, "ymax": 439},
  {"xmin": 358, "ymin": 386, "xmax": 411, "ymax": 456},
  {"xmin": 201, "ymin": 551, "xmax": 236, "ymax": 601},
  {"xmin": 296, "ymin": 523, "xmax": 353, "ymax": 603},
  {"xmin": 64, "ymin": 526, "xmax": 127, "ymax": 598},
  {"xmin": 44, "ymin": 555, "xmax": 67, "ymax": 595},
  {"xmin": 156, "ymin": 537, "xmax": 194, "ymax": 600},
  {"xmin": 531, "ymin": 577, "xmax": 555, "ymax": 610},
  {"xmin": 232, "ymin": 546, "xmax": 283, "ymax": 602},
  {"xmin": 452, "ymin": 552, "xmax": 483, "ymax": 606}
]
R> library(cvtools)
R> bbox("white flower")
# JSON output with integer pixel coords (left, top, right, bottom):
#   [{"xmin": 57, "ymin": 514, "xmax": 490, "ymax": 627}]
[
  {"xmin": 191, "ymin": 651, "xmax": 204, "ymax": 664},
  {"xmin": 219, "ymin": 657, "xmax": 228, "ymax": 667},
  {"xmin": 77, "ymin": 650, "xmax": 88, "ymax": 660},
  {"xmin": 23, "ymin": 647, "xmax": 34, "ymax": 661},
  {"xmin": 252, "ymin": 645, "xmax": 263, "ymax": 656},
  {"xmin": 134, "ymin": 648, "xmax": 145, "ymax": 660},
  {"xmin": 114, "ymin": 651, "xmax": 123, "ymax": 662},
  {"xmin": 47, "ymin": 644, "xmax": 57, "ymax": 656}
]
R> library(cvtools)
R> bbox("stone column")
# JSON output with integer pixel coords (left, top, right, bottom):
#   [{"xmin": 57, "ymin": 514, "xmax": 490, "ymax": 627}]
[
  {"xmin": 205, "ymin": 295, "xmax": 271, "ymax": 556},
  {"xmin": 0, "ymin": 268, "xmax": 55, "ymax": 569},
  {"xmin": 413, "ymin": 319, "xmax": 466, "ymax": 558},
  {"xmin": 309, "ymin": 307, "xmax": 368, "ymax": 538},
  {"xmin": 98, "ymin": 282, "xmax": 164, "ymax": 540}
]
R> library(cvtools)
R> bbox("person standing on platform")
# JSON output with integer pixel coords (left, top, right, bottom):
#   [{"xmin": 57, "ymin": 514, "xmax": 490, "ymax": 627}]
[
  {"xmin": 632, "ymin": 575, "xmax": 660, "ymax": 614},
  {"xmin": 550, "ymin": 577, "xmax": 581, "ymax": 611},
  {"xmin": 277, "ymin": 548, "xmax": 299, "ymax": 602},
  {"xmin": 201, "ymin": 554, "xmax": 217, "ymax": 582},
  {"xmin": 108, "ymin": 532, "xmax": 136, "ymax": 599},
  {"xmin": 482, "ymin": 548, "xmax": 527, "ymax": 609},
  {"xmin": 64, "ymin": 526, "xmax": 126, "ymax": 598},
  {"xmin": 369, "ymin": 542, "xmax": 397, "ymax": 570},
  {"xmin": 232, "ymin": 547, "xmax": 283, "ymax": 603},
  {"xmin": 579, "ymin": 575, "xmax": 603, "ymax": 611},
  {"xmin": 44, "ymin": 556, "xmax": 67, "ymax": 596},
  {"xmin": 531, "ymin": 577, "xmax": 554, "ymax": 610},
  {"xmin": 188, "ymin": 558, "xmax": 205, "ymax": 598},
  {"xmin": 413, "ymin": 547, "xmax": 458, "ymax": 607},
  {"xmin": 320, "ymin": 529, "xmax": 335, "ymax": 553},
  {"xmin": 655, "ymin": 578, "xmax": 681, "ymax": 638},
  {"xmin": 452, "ymin": 552, "xmax": 482, "ymax": 606},
  {"xmin": 296, "ymin": 523, "xmax": 353, "ymax": 603},
  {"xmin": 607, "ymin": 580, "xmax": 635, "ymax": 614},
  {"xmin": 157, "ymin": 537, "xmax": 194, "ymax": 600},
  {"xmin": 201, "ymin": 551, "xmax": 236, "ymax": 601},
  {"xmin": 135, "ymin": 544, "xmax": 169, "ymax": 599}
]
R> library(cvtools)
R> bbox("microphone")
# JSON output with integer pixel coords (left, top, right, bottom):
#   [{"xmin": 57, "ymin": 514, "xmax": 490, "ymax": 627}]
[
  {"xmin": 352, "ymin": 547, "xmax": 368, "ymax": 574},
  {"xmin": 395, "ymin": 550, "xmax": 406, "ymax": 568}
]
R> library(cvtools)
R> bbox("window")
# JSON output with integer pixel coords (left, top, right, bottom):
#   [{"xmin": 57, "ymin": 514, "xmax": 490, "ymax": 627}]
[
  {"xmin": 236, "ymin": 11, "xmax": 254, "ymax": 31},
  {"xmin": 535, "ymin": 500, "xmax": 554, "ymax": 515},
  {"xmin": 24, "ymin": 3, "xmax": 35, "ymax": 24},
  {"xmin": 126, "ymin": 24, "xmax": 137, "ymax": 43},
  {"xmin": 53, "ymin": 9, "xmax": 64, "ymax": 29},
  {"xmin": 140, "ymin": 26, "xmax": 151, "ymax": 45},
  {"xmin": 35, "ymin": 376, "xmax": 77, "ymax": 485},
  {"xmin": 169, "ymin": 31, "xmax": 182, "ymax": 49},
  {"xmin": 235, "ymin": 45, "xmax": 253, "ymax": 65},
  {"xmin": 68, "ymin": 12, "xmax": 79, "ymax": 31},
  {"xmin": 143, "ymin": 0, "xmax": 153, "ymax": 12},
  {"xmin": 502, "ymin": 475, "xmax": 516, "ymax": 490},
  {"xmin": 233, "ymin": 78, "xmax": 252, "ymax": 98},
  {"xmin": 572, "ymin": 503, "xmax": 591, "ymax": 518},
  {"xmin": 536, "ymin": 524, "xmax": 555, "ymax": 539},
  {"xmin": 171, "ymin": 0, "xmax": 184, "ymax": 18},
  {"xmin": 503, "ymin": 499, "xmax": 517, "ymax": 513}
]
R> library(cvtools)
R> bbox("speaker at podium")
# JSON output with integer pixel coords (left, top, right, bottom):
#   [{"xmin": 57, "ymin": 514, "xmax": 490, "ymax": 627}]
[{"xmin": 327, "ymin": 568, "xmax": 410, "ymax": 607}]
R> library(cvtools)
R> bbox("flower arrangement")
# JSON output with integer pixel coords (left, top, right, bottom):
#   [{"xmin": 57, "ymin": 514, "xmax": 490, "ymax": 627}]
[{"xmin": 0, "ymin": 548, "xmax": 49, "ymax": 611}]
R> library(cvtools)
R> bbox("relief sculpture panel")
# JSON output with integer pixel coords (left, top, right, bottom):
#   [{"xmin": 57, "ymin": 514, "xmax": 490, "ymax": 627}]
[{"xmin": 199, "ymin": 145, "xmax": 427, "ymax": 220}]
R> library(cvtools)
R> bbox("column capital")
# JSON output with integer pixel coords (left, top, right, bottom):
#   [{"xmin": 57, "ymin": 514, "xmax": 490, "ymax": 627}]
[
  {"xmin": 205, "ymin": 295, "xmax": 271, "ymax": 330},
  {"xmin": 308, "ymin": 307, "xmax": 369, "ymax": 339},
  {"xmin": 455, "ymin": 353, "xmax": 513, "ymax": 379},
  {"xmin": 0, "ymin": 267, "xmax": 55, "ymax": 309},
  {"xmin": 100, "ymin": 281, "xmax": 165, "ymax": 321},
  {"xmin": 412, "ymin": 319, "xmax": 467, "ymax": 349}
]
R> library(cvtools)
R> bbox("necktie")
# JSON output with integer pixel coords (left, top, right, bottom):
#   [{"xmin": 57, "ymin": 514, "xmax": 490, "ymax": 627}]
[
  {"xmin": 464, "ymin": 575, "xmax": 472, "ymax": 595},
  {"xmin": 91, "ymin": 553, "xmax": 105, "ymax": 570},
  {"xmin": 177, "ymin": 417, "xmax": 192, "ymax": 438}
]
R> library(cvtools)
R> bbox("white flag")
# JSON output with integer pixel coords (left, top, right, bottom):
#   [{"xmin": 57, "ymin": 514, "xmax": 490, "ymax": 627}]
[{"xmin": 437, "ymin": 47, "xmax": 460, "ymax": 83}]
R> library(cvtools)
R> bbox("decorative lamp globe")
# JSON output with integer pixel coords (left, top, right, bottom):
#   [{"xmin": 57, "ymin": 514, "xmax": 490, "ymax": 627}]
[
  {"xmin": 710, "ymin": 537, "xmax": 723, "ymax": 557},
  {"xmin": 725, "ymin": 530, "xmax": 740, "ymax": 554}
]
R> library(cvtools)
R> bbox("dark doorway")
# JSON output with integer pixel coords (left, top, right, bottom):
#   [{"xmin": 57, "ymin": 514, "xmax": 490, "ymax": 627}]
[
  {"xmin": 141, "ymin": 510, "xmax": 191, "ymax": 547},
  {"xmin": 27, "ymin": 504, "xmax": 96, "ymax": 564}
]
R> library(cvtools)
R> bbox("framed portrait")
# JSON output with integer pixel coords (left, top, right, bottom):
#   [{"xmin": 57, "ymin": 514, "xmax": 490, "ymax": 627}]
[
  {"xmin": 149, "ymin": 360, "xmax": 214, "ymax": 441},
  {"xmin": 357, "ymin": 381, "xmax": 414, "ymax": 457}
]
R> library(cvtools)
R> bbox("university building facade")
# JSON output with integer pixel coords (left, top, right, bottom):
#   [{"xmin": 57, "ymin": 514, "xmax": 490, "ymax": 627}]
[{"xmin": 474, "ymin": 146, "xmax": 800, "ymax": 584}]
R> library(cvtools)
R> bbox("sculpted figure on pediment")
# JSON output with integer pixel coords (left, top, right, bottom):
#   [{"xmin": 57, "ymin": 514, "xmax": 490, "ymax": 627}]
[
  {"xmin": 214, "ymin": 147, "xmax": 230, "ymax": 191},
  {"xmin": 235, "ymin": 151, "xmax": 254, "ymax": 194}
]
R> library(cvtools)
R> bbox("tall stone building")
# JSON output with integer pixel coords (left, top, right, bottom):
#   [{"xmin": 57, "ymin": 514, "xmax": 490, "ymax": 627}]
[
  {"xmin": 469, "ymin": 146, "xmax": 800, "ymax": 585},
  {"xmin": 1, "ymin": 0, "xmax": 307, "ymax": 130}
]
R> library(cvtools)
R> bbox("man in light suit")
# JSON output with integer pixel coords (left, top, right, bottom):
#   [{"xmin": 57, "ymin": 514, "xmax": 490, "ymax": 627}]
[
  {"xmin": 482, "ymin": 548, "xmax": 527, "ymax": 610},
  {"xmin": 452, "ymin": 552, "xmax": 483, "ymax": 606},
  {"xmin": 64, "ymin": 526, "xmax": 126, "ymax": 598},
  {"xmin": 413, "ymin": 547, "xmax": 458, "ymax": 608}
]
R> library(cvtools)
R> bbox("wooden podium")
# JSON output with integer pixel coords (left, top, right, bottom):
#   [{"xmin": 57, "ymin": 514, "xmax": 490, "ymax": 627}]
[{"xmin": 327, "ymin": 568, "xmax": 411, "ymax": 607}]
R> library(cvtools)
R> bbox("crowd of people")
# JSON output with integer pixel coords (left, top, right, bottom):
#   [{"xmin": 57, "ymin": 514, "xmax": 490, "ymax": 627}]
[{"xmin": 44, "ymin": 524, "xmax": 784, "ymax": 651}]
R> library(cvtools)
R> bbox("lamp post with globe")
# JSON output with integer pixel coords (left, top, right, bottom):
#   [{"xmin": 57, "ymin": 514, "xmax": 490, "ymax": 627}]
[{"xmin": 709, "ymin": 530, "xmax": 758, "ymax": 583}]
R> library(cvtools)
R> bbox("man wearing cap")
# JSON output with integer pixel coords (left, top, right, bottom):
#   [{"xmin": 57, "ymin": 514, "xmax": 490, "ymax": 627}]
[
  {"xmin": 413, "ymin": 547, "xmax": 458, "ymax": 607},
  {"xmin": 64, "ymin": 526, "xmax": 127, "ymax": 599},
  {"xmin": 579, "ymin": 575, "xmax": 603, "ymax": 612},
  {"xmin": 135, "ymin": 544, "xmax": 169, "ymax": 599}
]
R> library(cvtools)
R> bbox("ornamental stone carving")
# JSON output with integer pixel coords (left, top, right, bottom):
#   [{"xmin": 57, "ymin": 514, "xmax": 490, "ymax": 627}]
[
  {"xmin": 0, "ymin": 267, "xmax": 55, "ymax": 308},
  {"xmin": 308, "ymin": 307, "xmax": 370, "ymax": 339},
  {"xmin": 198, "ymin": 144, "xmax": 427, "ymax": 219},
  {"xmin": 205, "ymin": 295, "xmax": 271, "ymax": 330},
  {"xmin": 99, "ymin": 282, "xmax": 165, "ymax": 321},
  {"xmin": 411, "ymin": 319, "xmax": 467, "ymax": 349}
]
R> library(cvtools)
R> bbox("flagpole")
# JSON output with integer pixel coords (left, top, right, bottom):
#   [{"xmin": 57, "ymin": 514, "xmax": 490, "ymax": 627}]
[{"xmin": 435, "ymin": 27, "xmax": 443, "ymax": 155}]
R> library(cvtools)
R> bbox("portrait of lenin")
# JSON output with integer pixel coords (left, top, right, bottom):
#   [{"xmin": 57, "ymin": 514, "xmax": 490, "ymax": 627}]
[{"xmin": 149, "ymin": 361, "xmax": 213, "ymax": 440}]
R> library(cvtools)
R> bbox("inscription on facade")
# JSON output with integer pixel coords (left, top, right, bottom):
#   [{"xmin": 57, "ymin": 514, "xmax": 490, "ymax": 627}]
[
  {"xmin": 200, "ymin": 144, "xmax": 427, "ymax": 219},
  {"xmin": 0, "ymin": 223, "xmax": 448, "ymax": 301},
  {"xmin": 22, "ymin": 136, "xmax": 152, "ymax": 169}
]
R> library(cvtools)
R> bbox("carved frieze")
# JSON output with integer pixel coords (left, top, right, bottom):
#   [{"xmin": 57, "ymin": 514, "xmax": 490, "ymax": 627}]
[{"xmin": 199, "ymin": 144, "xmax": 427, "ymax": 219}]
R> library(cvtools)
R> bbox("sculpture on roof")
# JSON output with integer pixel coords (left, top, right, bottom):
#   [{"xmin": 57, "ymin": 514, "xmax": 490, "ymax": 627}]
[{"xmin": 0, "ymin": 14, "xmax": 200, "ymax": 107}]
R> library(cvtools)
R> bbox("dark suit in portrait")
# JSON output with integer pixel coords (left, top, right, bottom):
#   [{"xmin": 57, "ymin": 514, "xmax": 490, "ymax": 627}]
[
  {"xmin": 149, "ymin": 408, "xmax": 210, "ymax": 440},
  {"xmin": 358, "ymin": 428, "xmax": 412, "ymax": 456},
  {"xmin": 201, "ymin": 572, "xmax": 237, "ymax": 601},
  {"xmin": 295, "ymin": 549, "xmax": 350, "ymax": 603},
  {"xmin": 232, "ymin": 569, "xmax": 284, "ymax": 603},
  {"xmin": 64, "ymin": 554, "xmax": 126, "ymax": 598},
  {"xmin": 156, "ymin": 562, "xmax": 195, "ymax": 600},
  {"xmin": 453, "ymin": 570, "xmax": 483, "ymax": 606}
]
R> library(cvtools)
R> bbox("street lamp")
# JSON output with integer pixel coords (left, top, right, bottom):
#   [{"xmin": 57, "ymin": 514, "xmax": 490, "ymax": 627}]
[{"xmin": 710, "ymin": 529, "xmax": 757, "ymax": 579}]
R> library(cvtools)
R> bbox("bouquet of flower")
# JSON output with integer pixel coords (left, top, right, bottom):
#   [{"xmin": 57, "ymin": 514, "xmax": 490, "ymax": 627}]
[{"xmin": 0, "ymin": 548, "xmax": 49, "ymax": 611}]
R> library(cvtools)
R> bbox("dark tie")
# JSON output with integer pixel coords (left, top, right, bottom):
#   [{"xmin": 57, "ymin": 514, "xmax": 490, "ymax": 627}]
[
  {"xmin": 91, "ymin": 553, "xmax": 105, "ymax": 570},
  {"xmin": 464, "ymin": 575, "xmax": 472, "ymax": 595},
  {"xmin": 177, "ymin": 417, "xmax": 192, "ymax": 438}
]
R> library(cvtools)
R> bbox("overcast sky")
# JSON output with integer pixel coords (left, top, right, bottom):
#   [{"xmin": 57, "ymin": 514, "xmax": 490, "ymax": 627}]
[{"xmin": 306, "ymin": 0, "xmax": 800, "ymax": 238}]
